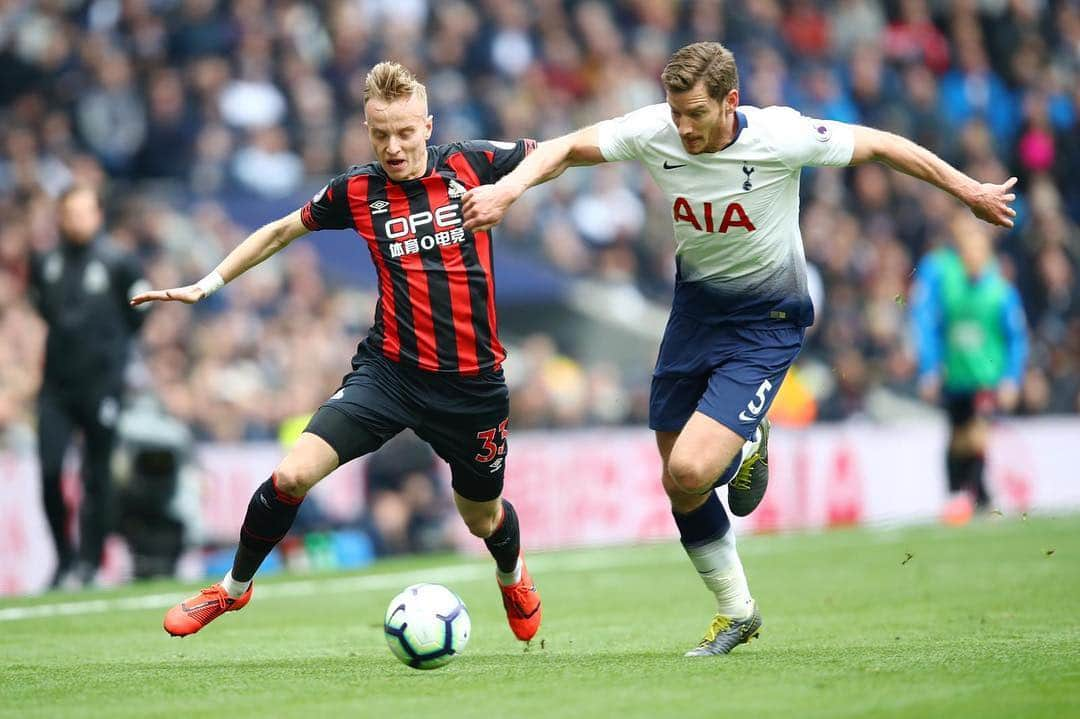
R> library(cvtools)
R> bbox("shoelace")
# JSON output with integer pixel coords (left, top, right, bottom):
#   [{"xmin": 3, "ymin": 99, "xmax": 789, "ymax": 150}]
[
  {"xmin": 201, "ymin": 586, "xmax": 228, "ymax": 610},
  {"xmin": 699, "ymin": 615, "xmax": 734, "ymax": 646},
  {"xmin": 730, "ymin": 455, "xmax": 760, "ymax": 491},
  {"xmin": 505, "ymin": 584, "xmax": 533, "ymax": 614}
]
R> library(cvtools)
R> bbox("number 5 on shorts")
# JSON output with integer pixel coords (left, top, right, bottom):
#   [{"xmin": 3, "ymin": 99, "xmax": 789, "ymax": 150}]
[{"xmin": 738, "ymin": 379, "xmax": 774, "ymax": 423}]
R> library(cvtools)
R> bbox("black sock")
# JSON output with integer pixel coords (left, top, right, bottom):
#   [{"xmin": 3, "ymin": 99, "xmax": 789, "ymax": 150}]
[
  {"xmin": 946, "ymin": 452, "xmax": 965, "ymax": 494},
  {"xmin": 969, "ymin": 455, "xmax": 990, "ymax": 508},
  {"xmin": 672, "ymin": 491, "xmax": 730, "ymax": 547},
  {"xmin": 231, "ymin": 475, "xmax": 304, "ymax": 583},
  {"xmin": 484, "ymin": 499, "xmax": 521, "ymax": 574}
]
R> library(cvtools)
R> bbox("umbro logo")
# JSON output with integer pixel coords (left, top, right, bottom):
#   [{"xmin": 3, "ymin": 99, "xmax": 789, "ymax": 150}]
[
  {"xmin": 663, "ymin": 161, "xmax": 687, "ymax": 170},
  {"xmin": 370, "ymin": 200, "xmax": 389, "ymax": 214},
  {"xmin": 447, "ymin": 179, "xmax": 467, "ymax": 199}
]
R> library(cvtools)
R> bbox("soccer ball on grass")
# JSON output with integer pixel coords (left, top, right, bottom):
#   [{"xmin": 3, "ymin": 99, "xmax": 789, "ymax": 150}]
[{"xmin": 384, "ymin": 583, "xmax": 471, "ymax": 669}]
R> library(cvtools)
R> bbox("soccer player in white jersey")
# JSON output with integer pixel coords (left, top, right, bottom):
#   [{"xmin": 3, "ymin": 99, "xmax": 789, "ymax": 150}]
[{"xmin": 462, "ymin": 42, "xmax": 1017, "ymax": 656}]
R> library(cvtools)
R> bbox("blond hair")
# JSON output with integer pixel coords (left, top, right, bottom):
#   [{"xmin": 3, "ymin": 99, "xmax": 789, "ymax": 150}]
[
  {"xmin": 363, "ymin": 61, "xmax": 427, "ymax": 105},
  {"xmin": 661, "ymin": 42, "xmax": 739, "ymax": 100}
]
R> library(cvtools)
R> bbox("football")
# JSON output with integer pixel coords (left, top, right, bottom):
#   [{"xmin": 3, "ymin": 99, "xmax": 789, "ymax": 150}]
[{"xmin": 383, "ymin": 583, "xmax": 471, "ymax": 669}]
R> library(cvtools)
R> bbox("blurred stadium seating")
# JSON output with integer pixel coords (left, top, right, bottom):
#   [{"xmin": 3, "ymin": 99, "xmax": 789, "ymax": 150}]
[
  {"xmin": 0, "ymin": 1, "xmax": 1077, "ymax": 592},
  {"xmin": 1, "ymin": 0, "xmax": 1076, "ymax": 444}
]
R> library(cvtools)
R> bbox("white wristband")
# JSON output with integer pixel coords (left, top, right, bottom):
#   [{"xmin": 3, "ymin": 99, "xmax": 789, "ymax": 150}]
[{"xmin": 195, "ymin": 270, "xmax": 225, "ymax": 298}]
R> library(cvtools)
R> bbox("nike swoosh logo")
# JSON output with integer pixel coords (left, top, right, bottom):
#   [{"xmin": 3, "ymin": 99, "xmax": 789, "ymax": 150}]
[
  {"xmin": 514, "ymin": 601, "xmax": 541, "ymax": 619},
  {"xmin": 663, "ymin": 161, "xmax": 687, "ymax": 169},
  {"xmin": 738, "ymin": 411, "xmax": 757, "ymax": 422},
  {"xmin": 181, "ymin": 600, "xmax": 220, "ymax": 612}
]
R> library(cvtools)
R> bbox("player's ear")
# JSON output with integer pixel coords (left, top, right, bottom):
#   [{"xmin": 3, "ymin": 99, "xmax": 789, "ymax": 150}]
[
  {"xmin": 725, "ymin": 89, "xmax": 739, "ymax": 111},
  {"xmin": 424, "ymin": 115, "xmax": 433, "ymax": 141}
]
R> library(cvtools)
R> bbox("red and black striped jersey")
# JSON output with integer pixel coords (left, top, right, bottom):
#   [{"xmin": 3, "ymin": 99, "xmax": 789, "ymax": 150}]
[{"xmin": 300, "ymin": 139, "xmax": 536, "ymax": 376}]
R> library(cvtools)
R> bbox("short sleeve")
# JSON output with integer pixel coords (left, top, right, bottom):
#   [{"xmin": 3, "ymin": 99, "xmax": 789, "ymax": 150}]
[
  {"xmin": 301, "ymin": 173, "xmax": 353, "ymax": 231},
  {"xmin": 764, "ymin": 107, "xmax": 855, "ymax": 169},
  {"xmin": 27, "ymin": 252, "xmax": 44, "ymax": 314},
  {"xmin": 596, "ymin": 104, "xmax": 667, "ymax": 162},
  {"xmin": 457, "ymin": 139, "xmax": 537, "ymax": 184}
]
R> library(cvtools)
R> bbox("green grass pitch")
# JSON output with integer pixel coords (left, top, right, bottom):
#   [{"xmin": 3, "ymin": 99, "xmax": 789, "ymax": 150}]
[{"xmin": 2, "ymin": 515, "xmax": 1078, "ymax": 719}]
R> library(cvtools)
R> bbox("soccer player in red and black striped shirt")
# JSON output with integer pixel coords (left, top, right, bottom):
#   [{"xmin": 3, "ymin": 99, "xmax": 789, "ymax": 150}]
[{"xmin": 133, "ymin": 61, "xmax": 541, "ymax": 642}]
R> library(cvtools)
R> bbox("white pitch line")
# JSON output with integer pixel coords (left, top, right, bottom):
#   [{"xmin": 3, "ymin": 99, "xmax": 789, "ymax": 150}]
[{"xmin": 0, "ymin": 547, "xmax": 676, "ymax": 624}]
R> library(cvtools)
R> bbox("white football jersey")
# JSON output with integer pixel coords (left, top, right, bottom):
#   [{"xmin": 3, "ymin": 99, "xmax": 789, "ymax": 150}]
[{"xmin": 596, "ymin": 103, "xmax": 854, "ymax": 326}]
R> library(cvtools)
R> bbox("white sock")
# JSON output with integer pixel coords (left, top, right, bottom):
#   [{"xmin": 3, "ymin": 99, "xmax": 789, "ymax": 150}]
[
  {"xmin": 684, "ymin": 528, "xmax": 754, "ymax": 619},
  {"xmin": 221, "ymin": 570, "xmax": 251, "ymax": 598},
  {"xmin": 496, "ymin": 557, "xmax": 522, "ymax": 587}
]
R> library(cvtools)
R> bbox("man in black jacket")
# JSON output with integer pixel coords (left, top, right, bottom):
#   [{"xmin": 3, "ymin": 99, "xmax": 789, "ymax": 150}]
[{"xmin": 28, "ymin": 185, "xmax": 149, "ymax": 588}]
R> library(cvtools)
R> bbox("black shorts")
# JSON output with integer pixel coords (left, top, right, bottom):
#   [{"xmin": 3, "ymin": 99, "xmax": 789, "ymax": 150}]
[
  {"xmin": 943, "ymin": 389, "xmax": 996, "ymax": 427},
  {"xmin": 305, "ymin": 343, "xmax": 510, "ymax": 502}
]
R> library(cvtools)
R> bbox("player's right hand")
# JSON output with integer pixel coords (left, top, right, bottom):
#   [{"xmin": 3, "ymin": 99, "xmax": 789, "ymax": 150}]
[
  {"xmin": 129, "ymin": 285, "xmax": 205, "ymax": 306},
  {"xmin": 462, "ymin": 184, "xmax": 515, "ymax": 233},
  {"xmin": 967, "ymin": 176, "xmax": 1017, "ymax": 228}
]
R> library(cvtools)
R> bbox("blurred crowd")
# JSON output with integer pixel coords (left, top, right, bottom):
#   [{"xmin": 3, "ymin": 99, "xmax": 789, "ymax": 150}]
[{"xmin": 1, "ymin": 0, "xmax": 1078, "ymax": 450}]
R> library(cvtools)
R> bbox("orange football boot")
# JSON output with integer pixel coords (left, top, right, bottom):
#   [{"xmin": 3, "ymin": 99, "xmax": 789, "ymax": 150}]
[
  {"xmin": 499, "ymin": 557, "xmax": 541, "ymax": 641},
  {"xmin": 163, "ymin": 582, "xmax": 253, "ymax": 637},
  {"xmin": 942, "ymin": 493, "xmax": 975, "ymax": 526}
]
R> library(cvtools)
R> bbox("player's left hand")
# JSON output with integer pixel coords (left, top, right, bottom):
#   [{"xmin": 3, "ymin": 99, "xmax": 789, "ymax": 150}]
[
  {"xmin": 997, "ymin": 380, "xmax": 1020, "ymax": 413},
  {"xmin": 967, "ymin": 177, "xmax": 1018, "ymax": 228},
  {"xmin": 462, "ymin": 184, "xmax": 516, "ymax": 233},
  {"xmin": 130, "ymin": 284, "xmax": 205, "ymax": 306}
]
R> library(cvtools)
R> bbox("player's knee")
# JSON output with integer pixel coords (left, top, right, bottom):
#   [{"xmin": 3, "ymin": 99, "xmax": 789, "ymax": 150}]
[
  {"xmin": 665, "ymin": 455, "xmax": 714, "ymax": 495},
  {"xmin": 272, "ymin": 466, "xmax": 315, "ymax": 499},
  {"xmin": 461, "ymin": 511, "xmax": 499, "ymax": 539}
]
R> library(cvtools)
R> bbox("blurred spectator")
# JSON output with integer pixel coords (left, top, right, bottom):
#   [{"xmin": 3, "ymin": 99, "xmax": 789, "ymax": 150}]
[{"xmin": 75, "ymin": 49, "xmax": 147, "ymax": 177}]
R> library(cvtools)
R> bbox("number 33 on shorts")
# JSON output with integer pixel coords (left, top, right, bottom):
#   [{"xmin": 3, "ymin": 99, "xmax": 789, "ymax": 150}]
[{"xmin": 474, "ymin": 418, "xmax": 509, "ymax": 472}]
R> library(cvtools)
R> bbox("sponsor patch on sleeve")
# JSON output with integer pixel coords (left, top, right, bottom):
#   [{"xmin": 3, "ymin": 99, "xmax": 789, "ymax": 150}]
[{"xmin": 809, "ymin": 119, "xmax": 832, "ymax": 143}]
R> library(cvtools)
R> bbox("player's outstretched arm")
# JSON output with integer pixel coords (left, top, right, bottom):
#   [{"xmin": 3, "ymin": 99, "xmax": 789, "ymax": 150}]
[
  {"xmin": 130, "ymin": 210, "xmax": 310, "ymax": 307},
  {"xmin": 463, "ymin": 126, "xmax": 606, "ymax": 232},
  {"xmin": 849, "ymin": 126, "xmax": 1017, "ymax": 228}
]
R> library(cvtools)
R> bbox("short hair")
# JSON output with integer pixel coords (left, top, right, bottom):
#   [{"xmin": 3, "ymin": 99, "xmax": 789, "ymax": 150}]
[
  {"xmin": 57, "ymin": 183, "xmax": 100, "ymax": 208},
  {"xmin": 363, "ymin": 61, "xmax": 427, "ymax": 106},
  {"xmin": 661, "ymin": 42, "xmax": 739, "ymax": 101}
]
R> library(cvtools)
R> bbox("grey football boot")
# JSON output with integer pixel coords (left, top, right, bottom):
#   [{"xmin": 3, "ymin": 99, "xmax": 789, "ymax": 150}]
[
  {"xmin": 726, "ymin": 419, "xmax": 770, "ymax": 517},
  {"xmin": 684, "ymin": 602, "xmax": 763, "ymax": 657}
]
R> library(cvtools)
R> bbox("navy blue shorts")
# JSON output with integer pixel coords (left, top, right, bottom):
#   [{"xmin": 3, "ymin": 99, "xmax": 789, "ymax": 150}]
[
  {"xmin": 649, "ymin": 314, "xmax": 805, "ymax": 439},
  {"xmin": 305, "ymin": 343, "xmax": 510, "ymax": 502}
]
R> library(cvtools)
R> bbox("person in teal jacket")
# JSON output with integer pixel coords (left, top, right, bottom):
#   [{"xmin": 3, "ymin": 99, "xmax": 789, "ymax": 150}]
[{"xmin": 911, "ymin": 211, "xmax": 1029, "ymax": 513}]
